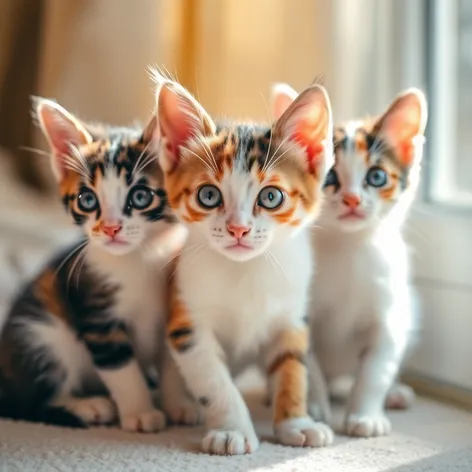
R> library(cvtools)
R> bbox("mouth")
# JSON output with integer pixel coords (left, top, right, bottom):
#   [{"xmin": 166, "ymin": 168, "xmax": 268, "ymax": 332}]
[
  {"xmin": 105, "ymin": 238, "xmax": 130, "ymax": 247},
  {"xmin": 338, "ymin": 210, "xmax": 366, "ymax": 221},
  {"xmin": 225, "ymin": 241, "xmax": 253, "ymax": 252}
]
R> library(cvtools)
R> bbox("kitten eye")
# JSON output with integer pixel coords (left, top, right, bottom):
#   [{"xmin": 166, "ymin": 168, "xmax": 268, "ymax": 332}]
[
  {"xmin": 197, "ymin": 185, "xmax": 223, "ymax": 209},
  {"xmin": 366, "ymin": 167, "xmax": 388, "ymax": 188},
  {"xmin": 324, "ymin": 168, "xmax": 339, "ymax": 188},
  {"xmin": 257, "ymin": 186, "xmax": 284, "ymax": 210},
  {"xmin": 77, "ymin": 189, "xmax": 99, "ymax": 212},
  {"xmin": 129, "ymin": 185, "xmax": 154, "ymax": 210}
]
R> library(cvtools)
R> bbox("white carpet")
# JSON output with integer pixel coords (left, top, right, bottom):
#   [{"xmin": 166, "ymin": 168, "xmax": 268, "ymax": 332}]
[{"xmin": 1, "ymin": 378, "xmax": 472, "ymax": 472}]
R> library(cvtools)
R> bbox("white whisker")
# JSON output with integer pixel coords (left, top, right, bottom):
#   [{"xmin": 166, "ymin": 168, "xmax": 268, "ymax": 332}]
[{"xmin": 181, "ymin": 144, "xmax": 215, "ymax": 175}]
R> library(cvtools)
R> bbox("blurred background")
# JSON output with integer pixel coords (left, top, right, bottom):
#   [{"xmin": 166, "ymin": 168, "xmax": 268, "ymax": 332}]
[{"xmin": 0, "ymin": 0, "xmax": 471, "ymax": 405}]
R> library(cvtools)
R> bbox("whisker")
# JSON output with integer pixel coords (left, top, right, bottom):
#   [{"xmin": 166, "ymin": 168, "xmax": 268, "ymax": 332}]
[
  {"xmin": 194, "ymin": 134, "xmax": 218, "ymax": 173},
  {"xmin": 132, "ymin": 140, "xmax": 152, "ymax": 177},
  {"xmin": 19, "ymin": 146, "xmax": 51, "ymax": 157},
  {"xmin": 162, "ymin": 242, "xmax": 207, "ymax": 269},
  {"xmin": 263, "ymin": 135, "xmax": 291, "ymax": 173},
  {"xmin": 54, "ymin": 241, "xmax": 89, "ymax": 278},
  {"xmin": 260, "ymin": 92, "xmax": 274, "ymax": 174},
  {"xmin": 265, "ymin": 140, "xmax": 299, "ymax": 173},
  {"xmin": 180, "ymin": 144, "xmax": 215, "ymax": 175},
  {"xmin": 168, "ymin": 242, "xmax": 209, "ymax": 282},
  {"xmin": 266, "ymin": 250, "xmax": 290, "ymax": 282}
]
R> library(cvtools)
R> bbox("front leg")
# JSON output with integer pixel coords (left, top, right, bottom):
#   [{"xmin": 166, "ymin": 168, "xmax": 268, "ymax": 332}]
[
  {"xmin": 83, "ymin": 321, "xmax": 166, "ymax": 432},
  {"xmin": 167, "ymin": 296, "xmax": 258, "ymax": 455},
  {"xmin": 266, "ymin": 325, "xmax": 334, "ymax": 447},
  {"xmin": 160, "ymin": 346, "xmax": 202, "ymax": 425},
  {"xmin": 345, "ymin": 322, "xmax": 408, "ymax": 438}
]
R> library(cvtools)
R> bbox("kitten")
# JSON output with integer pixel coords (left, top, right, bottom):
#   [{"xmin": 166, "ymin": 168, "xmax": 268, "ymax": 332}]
[
  {"xmin": 272, "ymin": 84, "xmax": 427, "ymax": 437},
  {"xmin": 0, "ymin": 98, "xmax": 197, "ymax": 431},
  {"xmin": 151, "ymin": 71, "xmax": 335, "ymax": 455}
]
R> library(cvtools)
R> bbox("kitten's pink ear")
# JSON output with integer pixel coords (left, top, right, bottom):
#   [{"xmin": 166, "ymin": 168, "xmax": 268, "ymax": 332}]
[
  {"xmin": 153, "ymin": 71, "xmax": 216, "ymax": 172},
  {"xmin": 35, "ymin": 98, "xmax": 93, "ymax": 180},
  {"xmin": 273, "ymin": 84, "xmax": 333, "ymax": 176},
  {"xmin": 373, "ymin": 88, "xmax": 428, "ymax": 166},
  {"xmin": 271, "ymin": 83, "xmax": 298, "ymax": 121}
]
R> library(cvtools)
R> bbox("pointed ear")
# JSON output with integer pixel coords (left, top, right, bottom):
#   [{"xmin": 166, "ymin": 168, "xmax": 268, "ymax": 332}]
[
  {"xmin": 271, "ymin": 83, "xmax": 298, "ymax": 121},
  {"xmin": 373, "ymin": 88, "xmax": 428, "ymax": 166},
  {"xmin": 35, "ymin": 98, "xmax": 93, "ymax": 180},
  {"xmin": 154, "ymin": 76, "xmax": 216, "ymax": 173},
  {"xmin": 273, "ymin": 84, "xmax": 333, "ymax": 176}
]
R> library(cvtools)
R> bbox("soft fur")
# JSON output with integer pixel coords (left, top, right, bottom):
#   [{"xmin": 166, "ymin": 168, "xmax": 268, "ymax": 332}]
[
  {"xmin": 271, "ymin": 84, "xmax": 427, "ymax": 437},
  {"xmin": 153, "ymin": 70, "xmax": 335, "ymax": 455},
  {"xmin": 0, "ymin": 99, "xmax": 196, "ymax": 431}
]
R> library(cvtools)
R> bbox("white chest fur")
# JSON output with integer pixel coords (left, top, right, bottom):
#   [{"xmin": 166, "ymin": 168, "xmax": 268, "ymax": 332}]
[
  {"xmin": 178, "ymin": 229, "xmax": 313, "ymax": 371},
  {"xmin": 87, "ymin": 245, "xmax": 167, "ymax": 367},
  {"xmin": 310, "ymin": 225, "xmax": 414, "ymax": 377}
]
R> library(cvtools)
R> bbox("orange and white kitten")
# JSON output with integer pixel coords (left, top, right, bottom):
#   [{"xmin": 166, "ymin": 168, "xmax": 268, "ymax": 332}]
[
  {"xmin": 272, "ymin": 84, "xmax": 427, "ymax": 437},
  {"xmin": 153, "ymin": 73, "xmax": 334, "ymax": 455}
]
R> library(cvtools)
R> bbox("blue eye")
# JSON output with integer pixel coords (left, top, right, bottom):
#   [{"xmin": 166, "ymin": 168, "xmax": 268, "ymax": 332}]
[
  {"xmin": 129, "ymin": 186, "xmax": 154, "ymax": 210},
  {"xmin": 77, "ymin": 189, "xmax": 98, "ymax": 212},
  {"xmin": 257, "ymin": 186, "xmax": 284, "ymax": 210},
  {"xmin": 324, "ymin": 168, "xmax": 339, "ymax": 188},
  {"xmin": 366, "ymin": 167, "xmax": 388, "ymax": 188},
  {"xmin": 197, "ymin": 185, "xmax": 223, "ymax": 209}
]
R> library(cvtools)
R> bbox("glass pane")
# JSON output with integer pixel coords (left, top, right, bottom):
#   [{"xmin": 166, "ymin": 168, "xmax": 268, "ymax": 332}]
[{"xmin": 456, "ymin": 0, "xmax": 472, "ymax": 193}]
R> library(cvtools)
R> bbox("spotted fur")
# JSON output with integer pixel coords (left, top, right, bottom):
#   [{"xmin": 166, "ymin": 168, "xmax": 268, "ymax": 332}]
[
  {"xmin": 0, "ymin": 99, "xmax": 197, "ymax": 430},
  {"xmin": 271, "ymin": 84, "xmax": 427, "ymax": 438},
  {"xmin": 152, "ymin": 71, "xmax": 335, "ymax": 455}
]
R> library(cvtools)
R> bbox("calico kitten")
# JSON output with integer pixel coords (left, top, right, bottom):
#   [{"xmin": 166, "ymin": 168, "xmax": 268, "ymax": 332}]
[
  {"xmin": 0, "ymin": 99, "xmax": 197, "ymax": 431},
  {"xmin": 272, "ymin": 84, "xmax": 427, "ymax": 437},
  {"xmin": 152, "ymin": 71, "xmax": 335, "ymax": 455}
]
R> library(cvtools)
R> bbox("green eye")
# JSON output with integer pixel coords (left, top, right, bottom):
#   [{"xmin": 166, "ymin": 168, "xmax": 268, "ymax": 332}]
[
  {"xmin": 366, "ymin": 167, "xmax": 388, "ymax": 188},
  {"xmin": 257, "ymin": 186, "xmax": 284, "ymax": 210}
]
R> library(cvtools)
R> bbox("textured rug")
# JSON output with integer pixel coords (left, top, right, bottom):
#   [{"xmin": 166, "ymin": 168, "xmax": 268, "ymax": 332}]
[{"xmin": 1, "ymin": 375, "xmax": 472, "ymax": 472}]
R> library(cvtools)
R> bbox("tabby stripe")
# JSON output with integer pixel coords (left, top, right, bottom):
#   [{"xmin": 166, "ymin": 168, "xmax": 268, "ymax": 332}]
[
  {"xmin": 86, "ymin": 341, "xmax": 133, "ymax": 369},
  {"xmin": 168, "ymin": 328, "xmax": 194, "ymax": 353}
]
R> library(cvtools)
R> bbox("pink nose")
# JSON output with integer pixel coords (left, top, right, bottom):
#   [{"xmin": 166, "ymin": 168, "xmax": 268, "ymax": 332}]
[
  {"xmin": 102, "ymin": 224, "xmax": 122, "ymax": 238},
  {"xmin": 342, "ymin": 193, "xmax": 361, "ymax": 209},
  {"xmin": 227, "ymin": 223, "xmax": 251, "ymax": 239}
]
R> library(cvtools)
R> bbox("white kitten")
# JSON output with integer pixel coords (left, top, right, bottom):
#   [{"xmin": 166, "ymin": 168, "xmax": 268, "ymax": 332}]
[
  {"xmin": 153, "ymin": 71, "xmax": 335, "ymax": 455},
  {"xmin": 272, "ymin": 84, "xmax": 427, "ymax": 437}
]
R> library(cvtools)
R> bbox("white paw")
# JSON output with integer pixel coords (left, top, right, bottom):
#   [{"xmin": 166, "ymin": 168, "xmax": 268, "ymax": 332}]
[
  {"xmin": 121, "ymin": 408, "xmax": 167, "ymax": 433},
  {"xmin": 202, "ymin": 429, "xmax": 260, "ymax": 455},
  {"xmin": 164, "ymin": 398, "xmax": 202, "ymax": 426},
  {"xmin": 66, "ymin": 396, "xmax": 117, "ymax": 425},
  {"xmin": 275, "ymin": 417, "xmax": 334, "ymax": 448},
  {"xmin": 385, "ymin": 383, "xmax": 415, "ymax": 410},
  {"xmin": 345, "ymin": 413, "xmax": 392, "ymax": 437}
]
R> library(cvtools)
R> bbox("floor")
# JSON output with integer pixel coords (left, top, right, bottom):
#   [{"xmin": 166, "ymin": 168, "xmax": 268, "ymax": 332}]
[{"xmin": 1, "ymin": 379, "xmax": 472, "ymax": 472}]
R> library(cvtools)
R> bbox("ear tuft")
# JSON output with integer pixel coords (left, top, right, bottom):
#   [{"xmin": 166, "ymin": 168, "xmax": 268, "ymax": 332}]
[
  {"xmin": 154, "ymin": 77, "xmax": 216, "ymax": 172},
  {"xmin": 373, "ymin": 88, "xmax": 428, "ymax": 166},
  {"xmin": 273, "ymin": 84, "xmax": 333, "ymax": 176},
  {"xmin": 271, "ymin": 83, "xmax": 298, "ymax": 121},
  {"xmin": 35, "ymin": 98, "xmax": 93, "ymax": 180}
]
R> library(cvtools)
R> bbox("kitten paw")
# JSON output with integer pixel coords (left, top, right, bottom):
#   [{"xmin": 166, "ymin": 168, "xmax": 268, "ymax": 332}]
[
  {"xmin": 385, "ymin": 383, "xmax": 415, "ymax": 410},
  {"xmin": 202, "ymin": 429, "xmax": 260, "ymax": 455},
  {"xmin": 275, "ymin": 417, "xmax": 334, "ymax": 447},
  {"xmin": 345, "ymin": 413, "xmax": 392, "ymax": 437},
  {"xmin": 121, "ymin": 408, "xmax": 166, "ymax": 433},
  {"xmin": 164, "ymin": 399, "xmax": 202, "ymax": 426},
  {"xmin": 63, "ymin": 396, "xmax": 117, "ymax": 425}
]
